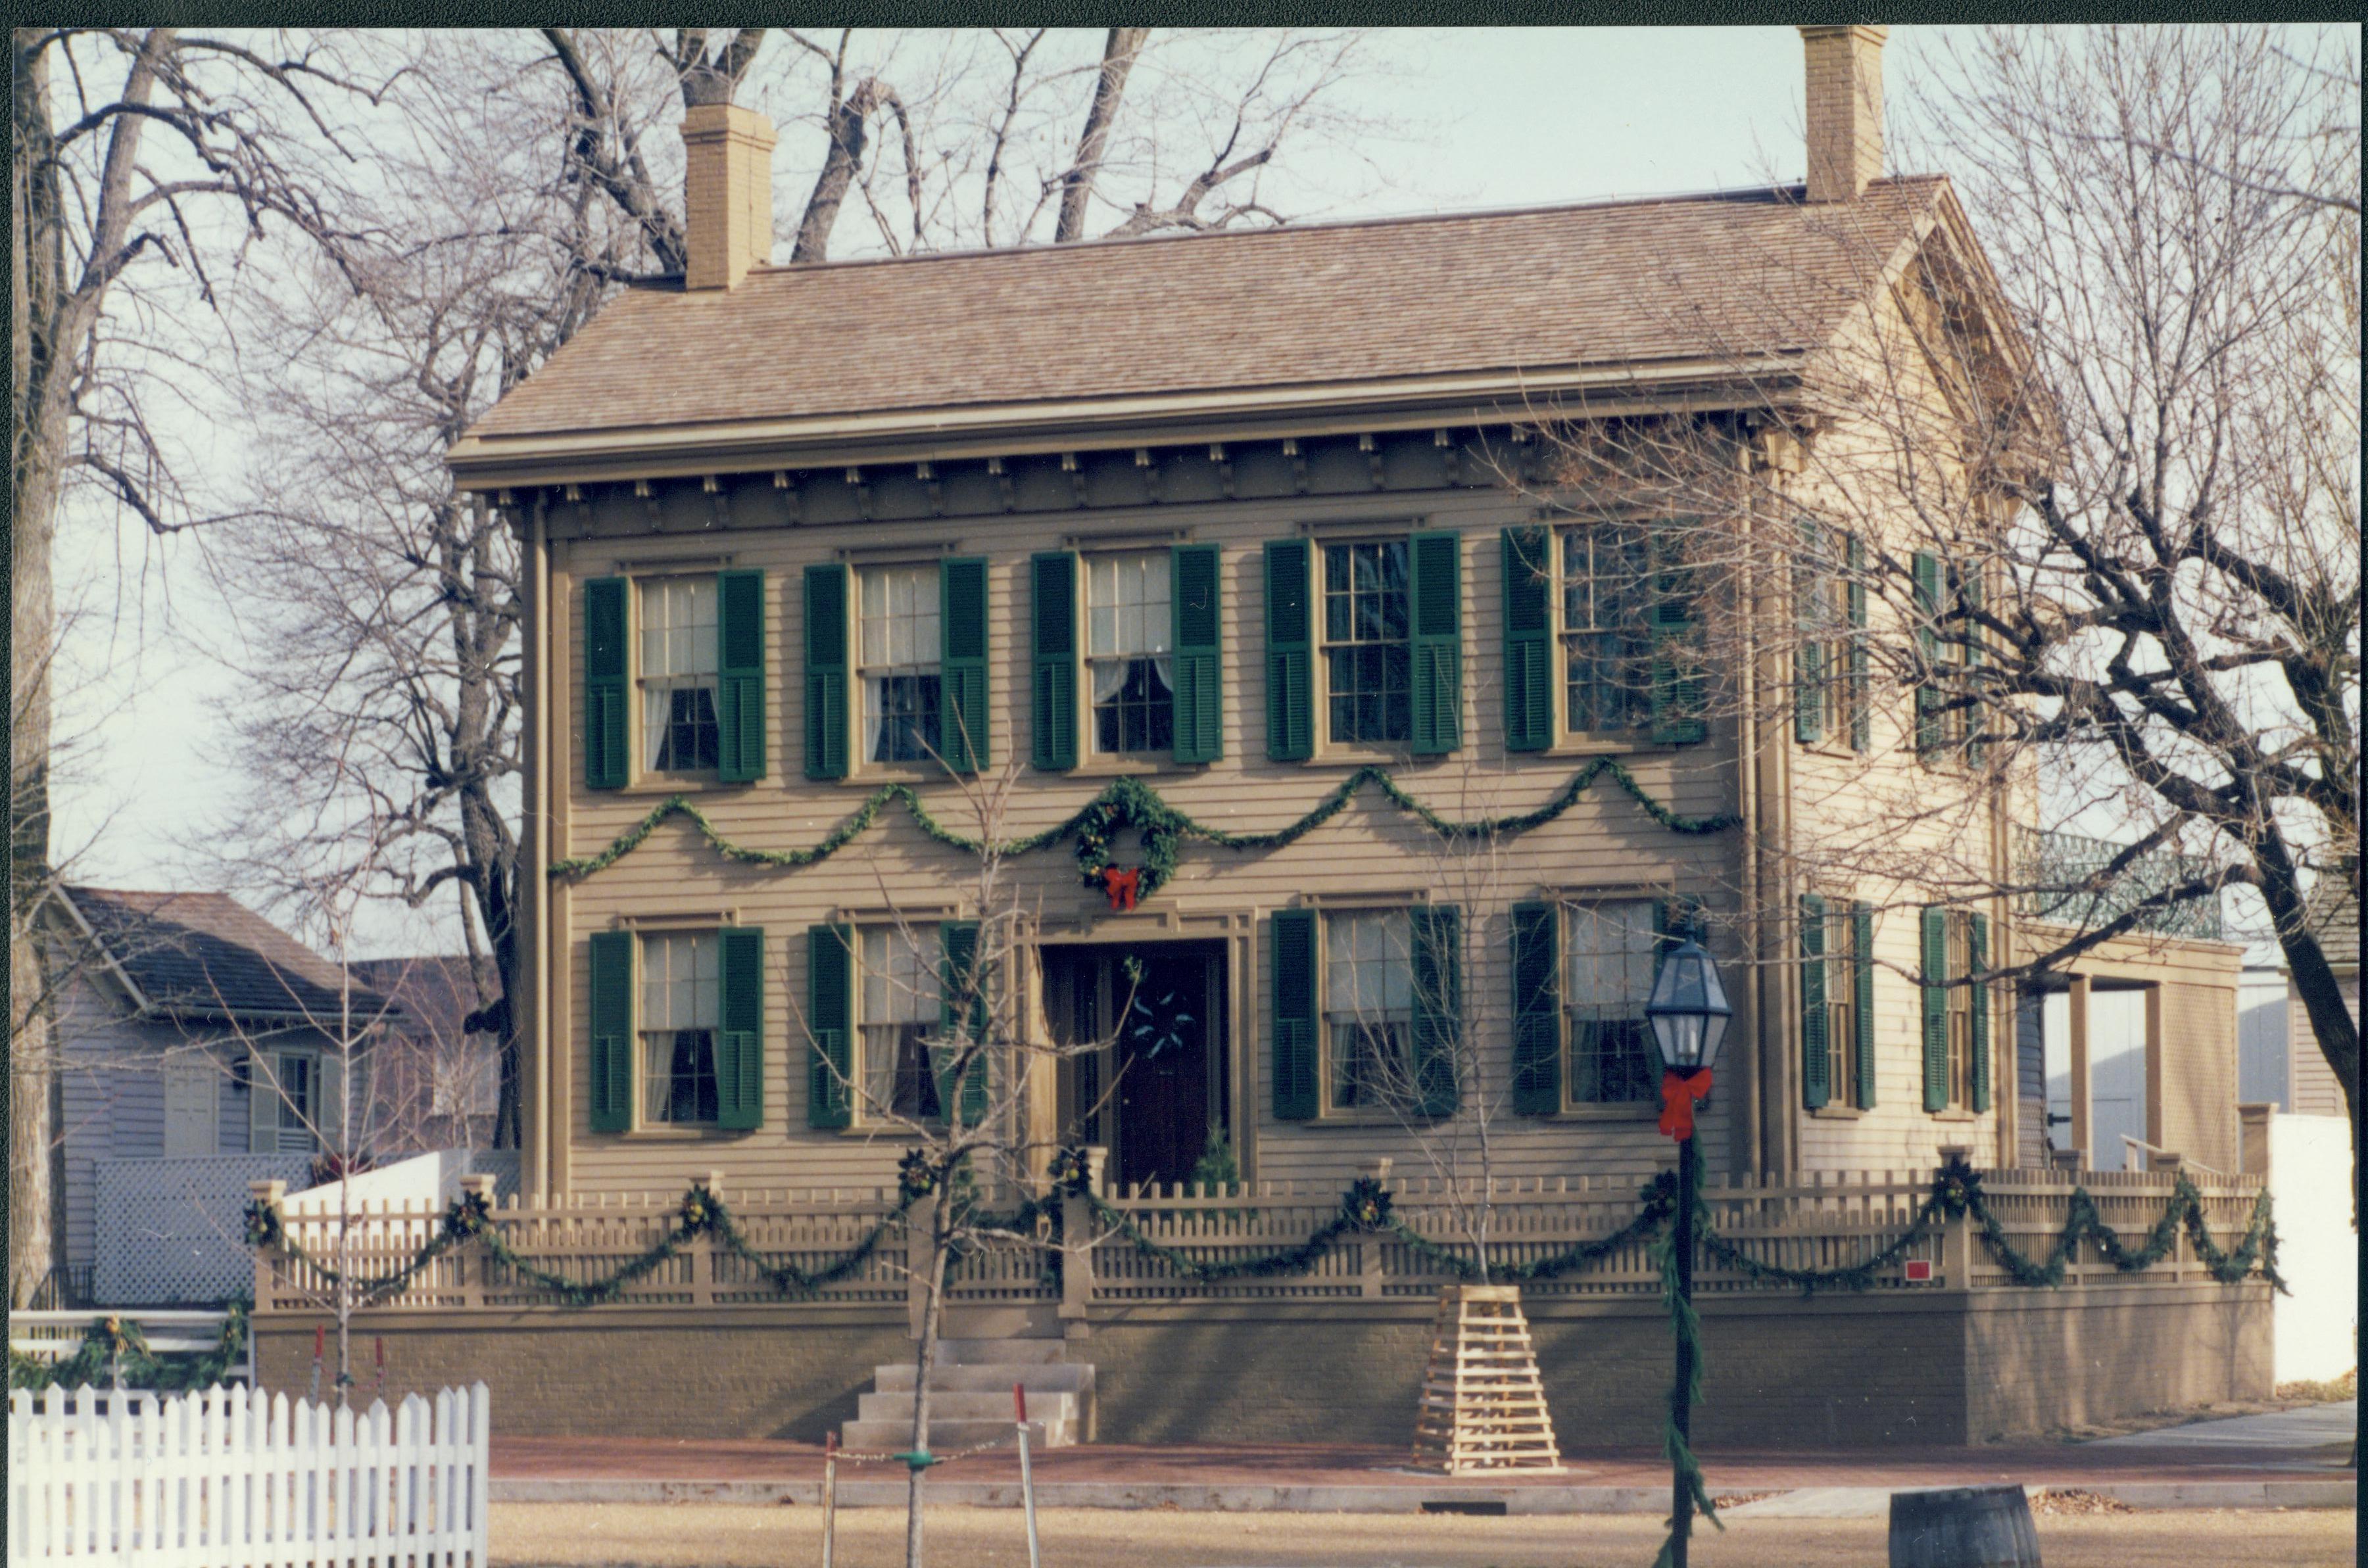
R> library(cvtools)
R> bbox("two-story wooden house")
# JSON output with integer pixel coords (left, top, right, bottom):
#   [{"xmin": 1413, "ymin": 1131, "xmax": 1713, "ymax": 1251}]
[
  {"xmin": 447, "ymin": 27, "xmax": 2244, "ymax": 1211},
  {"xmin": 379, "ymin": 28, "xmax": 2261, "ymax": 1445}
]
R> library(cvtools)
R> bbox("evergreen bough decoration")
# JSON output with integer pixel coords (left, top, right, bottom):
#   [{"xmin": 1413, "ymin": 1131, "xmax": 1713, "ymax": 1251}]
[
  {"xmin": 9, "ymin": 1302, "xmax": 251, "ymax": 1392},
  {"xmin": 549, "ymin": 758, "xmax": 1741, "ymax": 895}
]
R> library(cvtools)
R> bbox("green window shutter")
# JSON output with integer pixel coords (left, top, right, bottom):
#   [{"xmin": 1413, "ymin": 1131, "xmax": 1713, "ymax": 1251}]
[
  {"xmin": 583, "ymin": 577, "xmax": 629, "ymax": 790},
  {"xmin": 1847, "ymin": 534, "xmax": 1870, "ymax": 753},
  {"xmin": 1649, "ymin": 520, "xmax": 1707, "ymax": 744},
  {"xmin": 1264, "ymin": 539, "xmax": 1313, "ymax": 761},
  {"xmin": 803, "ymin": 564, "xmax": 850, "ymax": 780},
  {"xmin": 939, "ymin": 920, "xmax": 988, "ymax": 1124},
  {"xmin": 1800, "ymin": 893, "xmax": 1829, "ymax": 1110},
  {"xmin": 1171, "ymin": 543, "xmax": 1224, "ymax": 764},
  {"xmin": 1913, "ymin": 551, "xmax": 1943, "ymax": 757},
  {"xmin": 940, "ymin": 558, "xmax": 990, "ymax": 772},
  {"xmin": 1030, "ymin": 552, "xmax": 1078, "ymax": 771},
  {"xmin": 715, "ymin": 569, "xmax": 767, "ymax": 784},
  {"xmin": 714, "ymin": 926, "xmax": 765, "ymax": 1130},
  {"xmin": 1968, "ymin": 911, "xmax": 1991, "ymax": 1114},
  {"xmin": 806, "ymin": 924, "xmax": 853, "ymax": 1129},
  {"xmin": 1795, "ymin": 521, "xmax": 1825, "ymax": 746},
  {"xmin": 1509, "ymin": 901, "xmax": 1561, "ymax": 1115},
  {"xmin": 1853, "ymin": 902, "xmax": 1877, "ymax": 1109},
  {"xmin": 1411, "ymin": 905, "xmax": 1462, "ymax": 1118},
  {"xmin": 1501, "ymin": 528, "xmax": 1554, "ymax": 752},
  {"xmin": 589, "ymin": 930, "xmax": 634, "ymax": 1133},
  {"xmin": 1270, "ymin": 908, "xmax": 1319, "ymax": 1120},
  {"xmin": 1921, "ymin": 906, "xmax": 1949, "ymax": 1112},
  {"xmin": 1409, "ymin": 530, "xmax": 1463, "ymax": 755}
]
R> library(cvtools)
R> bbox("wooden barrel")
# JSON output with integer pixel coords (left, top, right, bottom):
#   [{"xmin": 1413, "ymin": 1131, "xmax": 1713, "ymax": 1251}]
[{"xmin": 1887, "ymin": 1485, "xmax": 2042, "ymax": 1568}]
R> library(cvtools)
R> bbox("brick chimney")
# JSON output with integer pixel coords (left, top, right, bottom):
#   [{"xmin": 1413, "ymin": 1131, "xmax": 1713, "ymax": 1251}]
[
  {"xmin": 680, "ymin": 103, "xmax": 777, "ymax": 290},
  {"xmin": 1800, "ymin": 25, "xmax": 1887, "ymax": 202}
]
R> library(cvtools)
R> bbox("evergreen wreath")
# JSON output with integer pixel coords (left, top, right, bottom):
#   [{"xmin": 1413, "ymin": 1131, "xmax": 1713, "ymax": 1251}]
[{"xmin": 9, "ymin": 1302, "xmax": 252, "ymax": 1392}]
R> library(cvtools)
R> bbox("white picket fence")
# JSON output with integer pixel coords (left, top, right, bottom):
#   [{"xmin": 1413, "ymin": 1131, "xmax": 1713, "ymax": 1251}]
[{"xmin": 7, "ymin": 1381, "xmax": 489, "ymax": 1568}]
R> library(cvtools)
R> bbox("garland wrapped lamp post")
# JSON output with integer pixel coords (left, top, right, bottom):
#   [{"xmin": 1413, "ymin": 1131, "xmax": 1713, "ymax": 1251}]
[{"xmin": 1643, "ymin": 935, "xmax": 1731, "ymax": 1568}]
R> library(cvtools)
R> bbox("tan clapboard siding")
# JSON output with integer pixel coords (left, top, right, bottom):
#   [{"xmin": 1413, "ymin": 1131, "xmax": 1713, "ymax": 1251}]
[{"xmin": 547, "ymin": 482, "xmax": 1753, "ymax": 1198}]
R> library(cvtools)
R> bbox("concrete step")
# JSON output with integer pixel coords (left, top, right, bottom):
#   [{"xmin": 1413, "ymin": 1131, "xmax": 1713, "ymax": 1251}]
[
  {"xmin": 872, "ymin": 1362, "xmax": 1094, "ymax": 1395},
  {"xmin": 859, "ymin": 1390, "xmax": 1078, "ymax": 1424},
  {"xmin": 840, "ymin": 1417, "xmax": 1071, "ymax": 1453},
  {"xmin": 936, "ymin": 1337, "xmax": 1067, "ymax": 1365}
]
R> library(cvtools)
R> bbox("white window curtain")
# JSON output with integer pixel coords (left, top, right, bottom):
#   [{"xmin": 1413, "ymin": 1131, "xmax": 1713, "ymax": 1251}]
[
  {"xmin": 1086, "ymin": 552, "xmax": 1172, "ymax": 698},
  {"xmin": 1563, "ymin": 901, "xmax": 1656, "ymax": 1020},
  {"xmin": 861, "ymin": 926, "xmax": 938, "ymax": 1114},
  {"xmin": 860, "ymin": 567, "xmax": 940, "ymax": 761}
]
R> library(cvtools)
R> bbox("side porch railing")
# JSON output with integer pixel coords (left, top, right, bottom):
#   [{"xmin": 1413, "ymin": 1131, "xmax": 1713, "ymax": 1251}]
[{"xmin": 249, "ymin": 1160, "xmax": 2270, "ymax": 1321}]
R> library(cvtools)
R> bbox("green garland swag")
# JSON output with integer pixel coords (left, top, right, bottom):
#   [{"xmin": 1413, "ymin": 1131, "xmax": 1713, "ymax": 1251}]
[
  {"xmin": 548, "ymin": 757, "xmax": 1740, "ymax": 897},
  {"xmin": 9, "ymin": 1302, "xmax": 251, "ymax": 1392}
]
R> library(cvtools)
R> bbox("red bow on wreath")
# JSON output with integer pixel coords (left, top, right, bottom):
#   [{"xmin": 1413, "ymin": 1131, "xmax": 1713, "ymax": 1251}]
[
  {"xmin": 1658, "ymin": 1068, "xmax": 1714, "ymax": 1141},
  {"xmin": 1099, "ymin": 866, "xmax": 1142, "ymax": 912}
]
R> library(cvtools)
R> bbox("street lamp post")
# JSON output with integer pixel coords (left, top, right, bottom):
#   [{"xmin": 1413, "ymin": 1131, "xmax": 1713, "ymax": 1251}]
[{"xmin": 1643, "ymin": 936, "xmax": 1731, "ymax": 1568}]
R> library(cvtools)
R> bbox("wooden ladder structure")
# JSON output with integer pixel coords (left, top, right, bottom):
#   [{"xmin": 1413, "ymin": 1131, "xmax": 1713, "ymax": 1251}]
[{"xmin": 1411, "ymin": 1284, "xmax": 1563, "ymax": 1473}]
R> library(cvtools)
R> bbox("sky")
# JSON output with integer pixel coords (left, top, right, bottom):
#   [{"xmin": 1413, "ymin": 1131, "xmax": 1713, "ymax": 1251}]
[{"xmin": 45, "ymin": 24, "xmax": 2300, "ymax": 962}]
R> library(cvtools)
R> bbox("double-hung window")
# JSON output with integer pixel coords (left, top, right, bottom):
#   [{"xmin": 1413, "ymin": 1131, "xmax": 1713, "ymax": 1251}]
[
  {"xmin": 1321, "ymin": 541, "xmax": 1412, "ymax": 745},
  {"xmin": 1560, "ymin": 527, "xmax": 1653, "ymax": 735},
  {"xmin": 1945, "ymin": 913, "xmax": 1975, "ymax": 1109},
  {"xmin": 859, "ymin": 926, "xmax": 944, "ymax": 1122},
  {"xmin": 1323, "ymin": 910, "xmax": 1413, "ymax": 1110},
  {"xmin": 1562, "ymin": 900, "xmax": 1659, "ymax": 1104},
  {"xmin": 1086, "ymin": 552, "xmax": 1174, "ymax": 756},
  {"xmin": 639, "ymin": 578, "xmax": 721, "ymax": 773},
  {"xmin": 1918, "ymin": 906, "xmax": 1991, "ymax": 1114},
  {"xmin": 859, "ymin": 566, "xmax": 942, "ymax": 765},
  {"xmin": 640, "ymin": 931, "xmax": 720, "ymax": 1126}
]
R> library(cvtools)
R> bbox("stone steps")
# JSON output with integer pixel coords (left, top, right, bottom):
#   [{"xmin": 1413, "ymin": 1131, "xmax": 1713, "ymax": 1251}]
[{"xmin": 839, "ymin": 1335, "xmax": 1093, "ymax": 1451}]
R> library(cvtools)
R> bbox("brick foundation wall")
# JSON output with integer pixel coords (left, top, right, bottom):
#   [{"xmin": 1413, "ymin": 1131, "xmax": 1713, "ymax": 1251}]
[{"xmin": 253, "ymin": 1284, "xmax": 2267, "ymax": 1446}]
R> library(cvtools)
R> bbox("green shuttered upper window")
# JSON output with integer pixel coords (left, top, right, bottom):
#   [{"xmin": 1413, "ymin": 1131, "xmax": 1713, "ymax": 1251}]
[
  {"xmin": 639, "ymin": 577, "xmax": 720, "ymax": 773},
  {"xmin": 858, "ymin": 565, "xmax": 943, "ymax": 765},
  {"xmin": 1321, "ymin": 542, "xmax": 1412, "ymax": 745},
  {"xmin": 1086, "ymin": 552, "xmax": 1174, "ymax": 756},
  {"xmin": 1560, "ymin": 528, "xmax": 1653, "ymax": 735}
]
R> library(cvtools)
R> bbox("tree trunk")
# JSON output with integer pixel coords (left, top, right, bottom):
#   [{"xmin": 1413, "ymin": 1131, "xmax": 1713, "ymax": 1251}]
[
  {"xmin": 10, "ymin": 30, "xmax": 64, "ymax": 1308},
  {"xmin": 1055, "ymin": 28, "xmax": 1149, "ymax": 244},
  {"xmin": 904, "ymin": 1202, "xmax": 950, "ymax": 1568}
]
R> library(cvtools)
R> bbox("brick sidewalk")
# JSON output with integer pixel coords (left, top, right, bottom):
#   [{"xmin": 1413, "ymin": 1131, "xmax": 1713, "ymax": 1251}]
[{"xmin": 493, "ymin": 1435, "xmax": 2353, "ymax": 1492}]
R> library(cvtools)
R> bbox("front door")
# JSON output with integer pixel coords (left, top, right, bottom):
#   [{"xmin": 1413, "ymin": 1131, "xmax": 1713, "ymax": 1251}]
[{"xmin": 1050, "ymin": 941, "xmax": 1227, "ymax": 1191}]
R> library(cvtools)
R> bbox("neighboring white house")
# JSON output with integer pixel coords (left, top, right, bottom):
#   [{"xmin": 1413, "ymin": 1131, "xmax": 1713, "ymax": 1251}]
[
  {"xmin": 2266, "ymin": 880, "xmax": 2357, "ymax": 1385},
  {"xmin": 47, "ymin": 888, "xmax": 401, "ymax": 1306}
]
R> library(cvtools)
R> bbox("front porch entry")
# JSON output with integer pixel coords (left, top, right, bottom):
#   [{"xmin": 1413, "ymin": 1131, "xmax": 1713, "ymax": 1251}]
[{"xmin": 1045, "ymin": 940, "xmax": 1230, "ymax": 1191}]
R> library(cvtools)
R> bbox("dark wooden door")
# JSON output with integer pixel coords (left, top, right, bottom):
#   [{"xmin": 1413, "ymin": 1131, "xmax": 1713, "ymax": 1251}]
[
  {"xmin": 1111, "ymin": 947, "xmax": 1212, "ymax": 1191},
  {"xmin": 1052, "ymin": 942, "xmax": 1224, "ymax": 1191}
]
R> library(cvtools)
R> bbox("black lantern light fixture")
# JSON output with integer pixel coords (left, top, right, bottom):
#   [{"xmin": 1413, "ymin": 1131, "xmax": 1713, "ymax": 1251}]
[{"xmin": 1644, "ymin": 938, "xmax": 1733, "ymax": 1076}]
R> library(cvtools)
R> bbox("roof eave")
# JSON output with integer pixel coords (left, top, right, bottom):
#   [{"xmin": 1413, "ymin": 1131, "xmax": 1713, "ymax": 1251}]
[{"xmin": 447, "ymin": 356, "xmax": 1812, "ymax": 494}]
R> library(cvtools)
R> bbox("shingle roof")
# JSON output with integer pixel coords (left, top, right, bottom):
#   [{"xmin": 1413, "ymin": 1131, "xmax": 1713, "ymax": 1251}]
[
  {"xmin": 349, "ymin": 956, "xmax": 493, "ymax": 1045},
  {"xmin": 64, "ymin": 888, "xmax": 398, "ymax": 1024},
  {"xmin": 2302, "ymin": 880, "xmax": 2359, "ymax": 971},
  {"xmin": 465, "ymin": 178, "xmax": 1948, "ymax": 444}
]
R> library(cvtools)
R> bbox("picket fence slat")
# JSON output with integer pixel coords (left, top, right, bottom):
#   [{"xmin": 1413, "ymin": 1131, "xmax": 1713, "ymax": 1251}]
[{"xmin": 7, "ymin": 1381, "xmax": 488, "ymax": 1568}]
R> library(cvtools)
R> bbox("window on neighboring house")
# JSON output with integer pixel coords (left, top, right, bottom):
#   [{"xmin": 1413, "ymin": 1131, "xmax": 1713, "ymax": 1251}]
[
  {"xmin": 640, "ymin": 930, "xmax": 720, "ymax": 1125},
  {"xmin": 1321, "ymin": 541, "xmax": 1411, "ymax": 745},
  {"xmin": 1086, "ymin": 552, "xmax": 1173, "ymax": 755},
  {"xmin": 1323, "ymin": 909, "xmax": 1413, "ymax": 1110},
  {"xmin": 639, "ymin": 577, "xmax": 721, "ymax": 772},
  {"xmin": 860, "ymin": 926, "xmax": 944, "ymax": 1121},
  {"xmin": 859, "ymin": 565, "xmax": 942, "ymax": 765},
  {"xmin": 247, "ymin": 1049, "xmax": 320, "ymax": 1154},
  {"xmin": 1563, "ymin": 899, "xmax": 1659, "ymax": 1104},
  {"xmin": 1560, "ymin": 526, "xmax": 1653, "ymax": 734}
]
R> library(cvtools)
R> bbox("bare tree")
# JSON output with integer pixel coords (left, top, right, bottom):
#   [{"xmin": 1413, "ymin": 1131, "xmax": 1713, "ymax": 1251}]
[
  {"xmin": 1499, "ymin": 26, "xmax": 2357, "ymax": 1168},
  {"xmin": 198, "ymin": 28, "xmax": 1394, "ymax": 1168},
  {"xmin": 9, "ymin": 26, "xmax": 381, "ymax": 1306}
]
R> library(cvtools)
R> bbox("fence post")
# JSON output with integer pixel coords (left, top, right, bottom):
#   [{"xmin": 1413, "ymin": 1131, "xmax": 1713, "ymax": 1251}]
[
  {"xmin": 1059, "ymin": 1147, "xmax": 1107, "ymax": 1326},
  {"xmin": 250, "ymin": 1179, "xmax": 288, "ymax": 1315},
  {"xmin": 690, "ymin": 1172, "xmax": 722, "ymax": 1308},
  {"xmin": 458, "ymin": 1175, "xmax": 496, "ymax": 1310},
  {"xmin": 1361, "ymin": 1158, "xmax": 1392, "ymax": 1298},
  {"xmin": 1942, "ymin": 1191, "xmax": 1975, "ymax": 1290}
]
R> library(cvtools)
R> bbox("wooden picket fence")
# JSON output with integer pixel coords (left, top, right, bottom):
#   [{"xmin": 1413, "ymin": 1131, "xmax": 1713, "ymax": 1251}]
[{"xmin": 7, "ymin": 1381, "xmax": 489, "ymax": 1567}]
